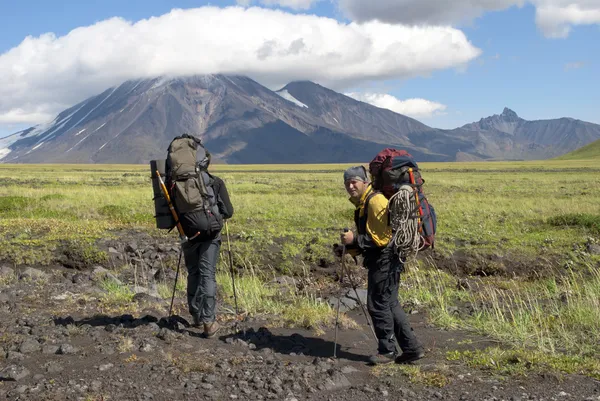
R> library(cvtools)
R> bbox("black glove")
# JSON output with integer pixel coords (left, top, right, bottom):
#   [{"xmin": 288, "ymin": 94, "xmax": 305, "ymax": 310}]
[{"xmin": 332, "ymin": 243, "xmax": 344, "ymax": 258}]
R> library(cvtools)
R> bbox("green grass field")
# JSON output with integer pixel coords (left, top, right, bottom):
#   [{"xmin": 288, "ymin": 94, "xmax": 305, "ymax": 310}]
[
  {"xmin": 1, "ymin": 159, "xmax": 599, "ymax": 377},
  {"xmin": 556, "ymin": 139, "xmax": 600, "ymax": 160}
]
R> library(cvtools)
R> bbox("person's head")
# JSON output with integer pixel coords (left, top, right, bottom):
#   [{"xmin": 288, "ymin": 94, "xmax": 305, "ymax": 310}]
[{"xmin": 343, "ymin": 166, "xmax": 370, "ymax": 199}]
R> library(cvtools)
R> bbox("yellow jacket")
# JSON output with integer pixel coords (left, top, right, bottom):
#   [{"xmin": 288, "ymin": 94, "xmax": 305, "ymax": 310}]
[{"xmin": 348, "ymin": 185, "xmax": 392, "ymax": 256}]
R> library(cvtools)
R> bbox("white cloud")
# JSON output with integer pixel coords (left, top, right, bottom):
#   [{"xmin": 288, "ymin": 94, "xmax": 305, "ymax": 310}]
[
  {"xmin": 339, "ymin": 0, "xmax": 523, "ymax": 26},
  {"xmin": 236, "ymin": 0, "xmax": 321, "ymax": 10},
  {"xmin": 346, "ymin": 92, "xmax": 447, "ymax": 118},
  {"xmin": 535, "ymin": 1, "xmax": 600, "ymax": 38},
  {"xmin": 564, "ymin": 61, "xmax": 586, "ymax": 71},
  {"xmin": 0, "ymin": 107, "xmax": 55, "ymax": 124},
  {"xmin": 0, "ymin": 6, "xmax": 480, "ymax": 126},
  {"xmin": 339, "ymin": 0, "xmax": 600, "ymax": 38}
]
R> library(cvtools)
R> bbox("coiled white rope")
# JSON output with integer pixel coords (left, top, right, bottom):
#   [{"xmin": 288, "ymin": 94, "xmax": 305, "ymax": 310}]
[{"xmin": 388, "ymin": 184, "xmax": 421, "ymax": 259}]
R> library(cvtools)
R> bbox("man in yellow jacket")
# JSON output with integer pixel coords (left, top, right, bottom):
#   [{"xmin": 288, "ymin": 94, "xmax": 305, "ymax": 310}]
[{"xmin": 339, "ymin": 166, "xmax": 424, "ymax": 365}]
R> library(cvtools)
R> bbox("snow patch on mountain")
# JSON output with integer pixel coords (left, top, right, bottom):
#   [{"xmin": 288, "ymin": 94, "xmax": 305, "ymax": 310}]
[{"xmin": 276, "ymin": 90, "xmax": 308, "ymax": 108}]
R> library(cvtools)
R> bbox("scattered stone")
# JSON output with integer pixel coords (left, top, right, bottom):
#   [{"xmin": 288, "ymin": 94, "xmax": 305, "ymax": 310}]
[
  {"xmin": 44, "ymin": 362, "xmax": 63, "ymax": 374},
  {"xmin": 99, "ymin": 363, "xmax": 114, "ymax": 372},
  {"xmin": 341, "ymin": 365, "xmax": 359, "ymax": 374},
  {"xmin": 58, "ymin": 343, "xmax": 79, "ymax": 354},
  {"xmin": 19, "ymin": 338, "xmax": 41, "ymax": 354},
  {"xmin": 345, "ymin": 288, "xmax": 368, "ymax": 305},
  {"xmin": 125, "ymin": 242, "xmax": 138, "ymax": 253},
  {"xmin": 323, "ymin": 372, "xmax": 351, "ymax": 391},
  {"xmin": 0, "ymin": 365, "xmax": 30, "ymax": 381},
  {"xmin": 72, "ymin": 273, "xmax": 90, "ymax": 284},
  {"xmin": 92, "ymin": 266, "xmax": 122, "ymax": 285},
  {"xmin": 133, "ymin": 292, "xmax": 162, "ymax": 304},
  {"xmin": 0, "ymin": 265, "xmax": 15, "ymax": 277},
  {"xmin": 19, "ymin": 267, "xmax": 48, "ymax": 281},
  {"xmin": 6, "ymin": 351, "xmax": 25, "ymax": 361},
  {"xmin": 139, "ymin": 340, "xmax": 155, "ymax": 353},
  {"xmin": 586, "ymin": 242, "xmax": 600, "ymax": 255}
]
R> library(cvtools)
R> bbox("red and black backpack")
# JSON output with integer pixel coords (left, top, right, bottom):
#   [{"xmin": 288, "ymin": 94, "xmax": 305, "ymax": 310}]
[{"xmin": 369, "ymin": 148, "xmax": 437, "ymax": 250}]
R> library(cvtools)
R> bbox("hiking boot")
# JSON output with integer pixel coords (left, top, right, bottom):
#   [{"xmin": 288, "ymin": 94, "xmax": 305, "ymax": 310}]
[
  {"xmin": 368, "ymin": 352, "xmax": 396, "ymax": 365},
  {"xmin": 191, "ymin": 315, "xmax": 201, "ymax": 328},
  {"xmin": 395, "ymin": 349, "xmax": 425, "ymax": 364},
  {"xmin": 203, "ymin": 321, "xmax": 221, "ymax": 338}
]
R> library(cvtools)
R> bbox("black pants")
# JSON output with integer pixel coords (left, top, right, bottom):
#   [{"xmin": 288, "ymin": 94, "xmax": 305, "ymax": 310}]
[
  {"xmin": 182, "ymin": 235, "xmax": 221, "ymax": 323},
  {"xmin": 364, "ymin": 248, "xmax": 422, "ymax": 354}
]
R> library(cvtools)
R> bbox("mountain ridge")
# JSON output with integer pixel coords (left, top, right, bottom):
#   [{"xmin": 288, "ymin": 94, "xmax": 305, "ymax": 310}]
[{"xmin": 2, "ymin": 74, "xmax": 600, "ymax": 164}]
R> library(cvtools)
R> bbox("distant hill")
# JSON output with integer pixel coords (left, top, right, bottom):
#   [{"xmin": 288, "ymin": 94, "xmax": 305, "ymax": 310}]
[
  {"xmin": 1, "ymin": 75, "xmax": 600, "ymax": 164},
  {"xmin": 556, "ymin": 139, "xmax": 600, "ymax": 160}
]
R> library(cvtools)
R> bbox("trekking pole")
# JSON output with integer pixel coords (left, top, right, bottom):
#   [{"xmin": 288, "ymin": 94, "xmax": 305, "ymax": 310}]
[
  {"xmin": 225, "ymin": 221, "xmax": 240, "ymax": 328},
  {"xmin": 155, "ymin": 169, "xmax": 187, "ymax": 319},
  {"xmin": 343, "ymin": 257, "xmax": 379, "ymax": 343},
  {"xmin": 168, "ymin": 249, "xmax": 183, "ymax": 318},
  {"xmin": 333, "ymin": 243, "xmax": 346, "ymax": 358},
  {"xmin": 338, "ymin": 229, "xmax": 379, "ymax": 343}
]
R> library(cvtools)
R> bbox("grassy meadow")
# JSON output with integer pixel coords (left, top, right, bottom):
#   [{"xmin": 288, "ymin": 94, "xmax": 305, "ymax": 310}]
[{"xmin": 1, "ymin": 159, "xmax": 600, "ymax": 378}]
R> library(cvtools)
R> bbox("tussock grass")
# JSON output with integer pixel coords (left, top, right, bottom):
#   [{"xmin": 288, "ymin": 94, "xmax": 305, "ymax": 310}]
[
  {"xmin": 99, "ymin": 278, "xmax": 134, "ymax": 308},
  {"xmin": 216, "ymin": 269, "xmax": 352, "ymax": 331},
  {"xmin": 403, "ymin": 263, "xmax": 600, "ymax": 363},
  {"xmin": 547, "ymin": 213, "xmax": 600, "ymax": 234},
  {"xmin": 447, "ymin": 347, "xmax": 600, "ymax": 379}
]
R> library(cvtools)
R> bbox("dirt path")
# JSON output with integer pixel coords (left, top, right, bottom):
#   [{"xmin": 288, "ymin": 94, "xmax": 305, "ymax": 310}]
[{"xmin": 1, "ymin": 264, "xmax": 599, "ymax": 401}]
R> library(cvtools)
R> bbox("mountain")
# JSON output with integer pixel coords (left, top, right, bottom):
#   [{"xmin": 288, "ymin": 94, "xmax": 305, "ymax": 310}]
[
  {"xmin": 0, "ymin": 75, "xmax": 446, "ymax": 164},
  {"xmin": 459, "ymin": 107, "xmax": 600, "ymax": 160},
  {"xmin": 1, "ymin": 76, "xmax": 600, "ymax": 164},
  {"xmin": 556, "ymin": 138, "xmax": 600, "ymax": 160}
]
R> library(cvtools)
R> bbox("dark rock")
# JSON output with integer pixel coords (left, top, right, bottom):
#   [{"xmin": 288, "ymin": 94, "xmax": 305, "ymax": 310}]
[
  {"xmin": 6, "ymin": 351, "xmax": 25, "ymax": 360},
  {"xmin": 58, "ymin": 344, "xmax": 78, "ymax": 354},
  {"xmin": 19, "ymin": 338, "xmax": 41, "ymax": 354},
  {"xmin": 97, "ymin": 345, "xmax": 116, "ymax": 355},
  {"xmin": 72, "ymin": 273, "xmax": 89, "ymax": 284},
  {"xmin": 0, "ymin": 365, "xmax": 29, "ymax": 381},
  {"xmin": 125, "ymin": 242, "xmax": 138, "ymax": 253},
  {"xmin": 586, "ymin": 243, "xmax": 600, "ymax": 255},
  {"xmin": 345, "ymin": 288, "xmax": 367, "ymax": 305},
  {"xmin": 42, "ymin": 345, "xmax": 60, "ymax": 354},
  {"xmin": 44, "ymin": 362, "xmax": 63, "ymax": 374},
  {"xmin": 99, "ymin": 363, "xmax": 114, "ymax": 372},
  {"xmin": 323, "ymin": 371, "xmax": 351, "ymax": 391},
  {"xmin": 0, "ymin": 265, "xmax": 15, "ymax": 277},
  {"xmin": 203, "ymin": 374, "xmax": 218, "ymax": 383},
  {"xmin": 92, "ymin": 266, "xmax": 122, "ymax": 285},
  {"xmin": 19, "ymin": 267, "xmax": 48, "ymax": 281}
]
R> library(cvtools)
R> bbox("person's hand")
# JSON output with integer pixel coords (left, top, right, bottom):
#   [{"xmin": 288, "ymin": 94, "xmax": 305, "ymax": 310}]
[
  {"xmin": 332, "ymin": 243, "xmax": 344, "ymax": 257},
  {"xmin": 340, "ymin": 230, "xmax": 354, "ymax": 245}
]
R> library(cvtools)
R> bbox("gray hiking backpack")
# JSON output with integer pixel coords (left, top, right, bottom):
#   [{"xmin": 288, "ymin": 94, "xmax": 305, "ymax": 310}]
[{"xmin": 165, "ymin": 134, "xmax": 223, "ymax": 241}]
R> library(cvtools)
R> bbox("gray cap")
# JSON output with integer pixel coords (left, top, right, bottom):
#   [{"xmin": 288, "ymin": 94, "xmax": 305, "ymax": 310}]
[{"xmin": 343, "ymin": 166, "xmax": 368, "ymax": 183}]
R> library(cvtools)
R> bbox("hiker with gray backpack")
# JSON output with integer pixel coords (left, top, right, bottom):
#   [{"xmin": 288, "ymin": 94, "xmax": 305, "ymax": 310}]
[{"xmin": 151, "ymin": 134, "xmax": 234, "ymax": 338}]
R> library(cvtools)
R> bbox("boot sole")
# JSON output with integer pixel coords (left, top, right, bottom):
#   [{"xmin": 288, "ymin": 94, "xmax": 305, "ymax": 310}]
[{"xmin": 395, "ymin": 352, "xmax": 425, "ymax": 364}]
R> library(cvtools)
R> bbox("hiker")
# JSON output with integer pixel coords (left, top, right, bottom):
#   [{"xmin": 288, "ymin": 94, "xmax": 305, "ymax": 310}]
[
  {"xmin": 335, "ymin": 165, "xmax": 424, "ymax": 365},
  {"xmin": 166, "ymin": 135, "xmax": 234, "ymax": 338}
]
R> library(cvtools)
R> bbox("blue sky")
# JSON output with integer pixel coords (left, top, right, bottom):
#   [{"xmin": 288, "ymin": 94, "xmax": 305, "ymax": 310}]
[{"xmin": 0, "ymin": 0, "xmax": 598, "ymax": 138}]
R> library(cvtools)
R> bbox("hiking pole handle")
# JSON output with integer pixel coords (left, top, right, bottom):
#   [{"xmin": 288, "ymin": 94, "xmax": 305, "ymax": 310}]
[{"xmin": 155, "ymin": 170, "xmax": 188, "ymax": 243}]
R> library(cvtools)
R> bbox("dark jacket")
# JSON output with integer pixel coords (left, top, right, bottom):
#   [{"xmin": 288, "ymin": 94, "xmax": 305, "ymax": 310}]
[{"xmin": 211, "ymin": 174, "xmax": 234, "ymax": 219}]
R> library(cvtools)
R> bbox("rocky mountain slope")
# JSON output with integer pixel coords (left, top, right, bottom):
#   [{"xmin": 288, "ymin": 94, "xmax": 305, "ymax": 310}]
[{"xmin": 1, "ymin": 76, "xmax": 599, "ymax": 164}]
